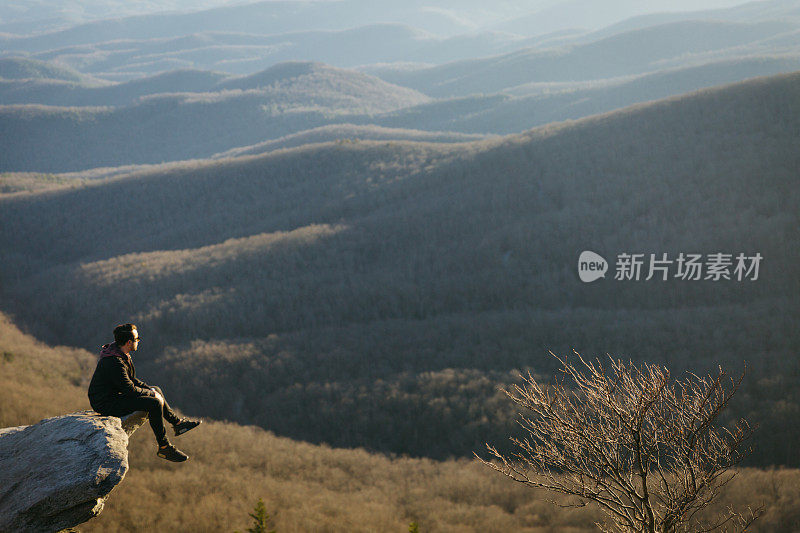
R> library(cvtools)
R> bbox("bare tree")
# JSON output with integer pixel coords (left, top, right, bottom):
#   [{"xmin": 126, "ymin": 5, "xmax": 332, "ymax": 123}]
[{"xmin": 479, "ymin": 352, "xmax": 762, "ymax": 533}]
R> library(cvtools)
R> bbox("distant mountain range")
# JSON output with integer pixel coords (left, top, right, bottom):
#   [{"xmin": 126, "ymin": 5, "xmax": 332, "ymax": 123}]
[
  {"xmin": 2, "ymin": 1, "xmax": 798, "ymax": 175},
  {"xmin": 1, "ymin": 2, "xmax": 798, "ymax": 177},
  {"xmin": 7, "ymin": 0, "xmax": 756, "ymax": 46},
  {"xmin": 0, "ymin": 62, "xmax": 431, "ymax": 171},
  {"xmin": 2, "ymin": 53, "xmax": 799, "ymax": 171},
  {"xmin": 369, "ymin": 19, "xmax": 799, "ymax": 96},
  {"xmin": 5, "ymin": 1, "xmax": 798, "ymax": 80},
  {"xmin": 494, "ymin": 0, "xmax": 800, "ymax": 36},
  {"xmin": 374, "ymin": 55, "xmax": 800, "ymax": 134}
]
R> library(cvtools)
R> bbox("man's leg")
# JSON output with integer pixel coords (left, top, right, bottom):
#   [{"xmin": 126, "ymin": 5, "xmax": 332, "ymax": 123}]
[
  {"xmin": 149, "ymin": 386, "xmax": 180, "ymax": 426},
  {"xmin": 102, "ymin": 394, "xmax": 171, "ymax": 446},
  {"xmin": 99, "ymin": 394, "xmax": 188, "ymax": 461},
  {"xmin": 150, "ymin": 385, "xmax": 202, "ymax": 436},
  {"xmin": 152, "ymin": 387, "xmax": 202, "ymax": 437}
]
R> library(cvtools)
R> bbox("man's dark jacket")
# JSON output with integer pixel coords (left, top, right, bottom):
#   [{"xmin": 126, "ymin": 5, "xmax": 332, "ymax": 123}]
[{"xmin": 88, "ymin": 342, "xmax": 153, "ymax": 413}]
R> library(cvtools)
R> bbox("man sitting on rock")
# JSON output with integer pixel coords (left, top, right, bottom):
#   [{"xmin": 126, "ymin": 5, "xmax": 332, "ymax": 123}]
[{"xmin": 88, "ymin": 323, "xmax": 200, "ymax": 462}]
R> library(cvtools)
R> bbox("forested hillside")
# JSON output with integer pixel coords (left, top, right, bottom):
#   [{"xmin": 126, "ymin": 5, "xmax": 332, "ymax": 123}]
[
  {"xmin": 211, "ymin": 125, "xmax": 489, "ymax": 159},
  {"xmin": 0, "ymin": 66, "xmax": 228, "ymax": 107},
  {"xmin": 0, "ymin": 57, "xmax": 99, "ymax": 83},
  {"xmin": 2, "ymin": 72, "xmax": 798, "ymax": 462},
  {"xmin": 4, "ymin": 311, "xmax": 798, "ymax": 531}
]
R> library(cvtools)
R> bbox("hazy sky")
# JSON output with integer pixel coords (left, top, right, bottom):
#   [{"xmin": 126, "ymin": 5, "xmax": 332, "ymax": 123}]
[
  {"xmin": 1, "ymin": 0, "xmax": 756, "ymax": 26},
  {"xmin": 0, "ymin": 0, "xmax": 766, "ymax": 39}
]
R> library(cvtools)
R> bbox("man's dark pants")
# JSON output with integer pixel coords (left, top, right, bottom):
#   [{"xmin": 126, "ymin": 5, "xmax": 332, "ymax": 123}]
[{"xmin": 97, "ymin": 386, "xmax": 179, "ymax": 446}]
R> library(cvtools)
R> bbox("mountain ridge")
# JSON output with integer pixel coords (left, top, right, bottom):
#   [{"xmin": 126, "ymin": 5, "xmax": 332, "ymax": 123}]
[
  {"xmin": 0, "ymin": 61, "xmax": 431, "ymax": 172},
  {"xmin": 371, "ymin": 19, "xmax": 799, "ymax": 96}
]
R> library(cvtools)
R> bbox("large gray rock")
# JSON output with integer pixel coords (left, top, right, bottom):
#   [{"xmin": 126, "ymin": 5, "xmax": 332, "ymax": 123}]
[{"xmin": 0, "ymin": 410, "xmax": 148, "ymax": 533}]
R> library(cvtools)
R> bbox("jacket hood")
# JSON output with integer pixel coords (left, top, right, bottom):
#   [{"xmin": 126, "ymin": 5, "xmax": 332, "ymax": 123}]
[{"xmin": 99, "ymin": 342, "xmax": 128, "ymax": 361}]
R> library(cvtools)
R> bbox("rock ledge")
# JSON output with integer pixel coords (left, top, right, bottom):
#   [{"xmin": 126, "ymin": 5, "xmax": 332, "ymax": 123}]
[{"xmin": 0, "ymin": 410, "xmax": 147, "ymax": 533}]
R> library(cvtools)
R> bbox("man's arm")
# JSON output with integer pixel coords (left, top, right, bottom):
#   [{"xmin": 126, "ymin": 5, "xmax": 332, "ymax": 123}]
[
  {"xmin": 131, "ymin": 374, "xmax": 150, "ymax": 389},
  {"xmin": 127, "ymin": 357, "xmax": 152, "ymax": 390},
  {"xmin": 105, "ymin": 357, "xmax": 154, "ymax": 397}
]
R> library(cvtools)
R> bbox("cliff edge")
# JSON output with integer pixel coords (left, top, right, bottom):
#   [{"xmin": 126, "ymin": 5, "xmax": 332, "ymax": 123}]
[{"xmin": 0, "ymin": 410, "xmax": 147, "ymax": 533}]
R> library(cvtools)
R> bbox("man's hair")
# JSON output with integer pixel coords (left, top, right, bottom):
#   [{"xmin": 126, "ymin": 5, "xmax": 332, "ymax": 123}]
[{"xmin": 113, "ymin": 323, "xmax": 138, "ymax": 345}]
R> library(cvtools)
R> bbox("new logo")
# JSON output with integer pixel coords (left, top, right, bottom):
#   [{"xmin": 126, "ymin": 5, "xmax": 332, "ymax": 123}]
[{"xmin": 578, "ymin": 251, "xmax": 608, "ymax": 283}]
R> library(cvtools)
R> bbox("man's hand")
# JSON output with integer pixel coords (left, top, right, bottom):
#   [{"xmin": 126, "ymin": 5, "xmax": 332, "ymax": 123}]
[{"xmin": 149, "ymin": 387, "xmax": 164, "ymax": 403}]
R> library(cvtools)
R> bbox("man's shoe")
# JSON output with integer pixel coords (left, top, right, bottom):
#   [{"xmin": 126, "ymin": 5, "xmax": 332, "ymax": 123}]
[
  {"xmin": 173, "ymin": 418, "xmax": 202, "ymax": 436},
  {"xmin": 157, "ymin": 444, "xmax": 188, "ymax": 462}
]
